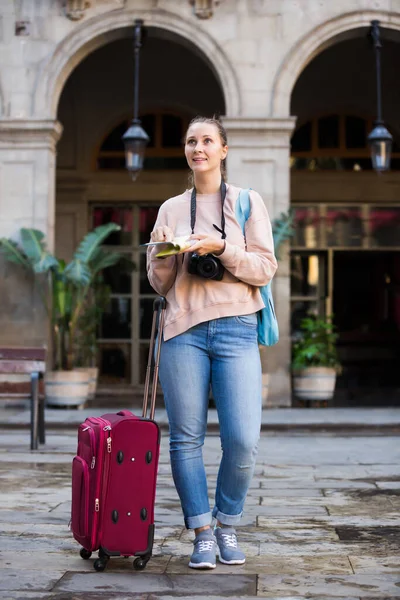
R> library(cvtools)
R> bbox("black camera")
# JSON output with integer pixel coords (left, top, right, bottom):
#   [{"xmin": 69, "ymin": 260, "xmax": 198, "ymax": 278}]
[{"xmin": 188, "ymin": 253, "xmax": 225, "ymax": 281}]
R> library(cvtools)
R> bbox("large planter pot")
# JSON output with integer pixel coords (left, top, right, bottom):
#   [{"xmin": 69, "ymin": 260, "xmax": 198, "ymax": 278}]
[
  {"xmin": 45, "ymin": 370, "xmax": 89, "ymax": 408},
  {"xmin": 76, "ymin": 367, "xmax": 99, "ymax": 400},
  {"xmin": 292, "ymin": 367, "xmax": 337, "ymax": 402}
]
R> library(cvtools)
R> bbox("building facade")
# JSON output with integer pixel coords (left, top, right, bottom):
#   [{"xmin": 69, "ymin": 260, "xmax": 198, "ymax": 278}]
[{"xmin": 1, "ymin": 0, "xmax": 399, "ymax": 406}]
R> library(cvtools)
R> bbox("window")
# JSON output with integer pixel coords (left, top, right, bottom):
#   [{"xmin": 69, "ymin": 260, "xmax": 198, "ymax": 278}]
[
  {"xmin": 96, "ymin": 110, "xmax": 192, "ymax": 171},
  {"xmin": 291, "ymin": 114, "xmax": 400, "ymax": 171},
  {"xmin": 291, "ymin": 204, "xmax": 400, "ymax": 249},
  {"xmin": 91, "ymin": 204, "xmax": 161, "ymax": 387}
]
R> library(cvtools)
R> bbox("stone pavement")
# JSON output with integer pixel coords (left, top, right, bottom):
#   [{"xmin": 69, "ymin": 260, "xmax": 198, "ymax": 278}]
[{"xmin": 0, "ymin": 419, "xmax": 399, "ymax": 599}]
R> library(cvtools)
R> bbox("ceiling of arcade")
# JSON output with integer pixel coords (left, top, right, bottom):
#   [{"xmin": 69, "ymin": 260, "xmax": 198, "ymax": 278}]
[
  {"xmin": 56, "ymin": 28, "xmax": 225, "ymax": 171},
  {"xmin": 291, "ymin": 29, "xmax": 400, "ymax": 138}
]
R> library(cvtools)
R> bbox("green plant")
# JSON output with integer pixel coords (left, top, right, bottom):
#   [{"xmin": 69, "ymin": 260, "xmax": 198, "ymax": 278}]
[
  {"xmin": 74, "ymin": 279, "xmax": 112, "ymax": 368},
  {"xmin": 272, "ymin": 210, "xmax": 294, "ymax": 259},
  {"xmin": 292, "ymin": 315, "xmax": 340, "ymax": 370},
  {"xmin": 0, "ymin": 224, "xmax": 130, "ymax": 371}
]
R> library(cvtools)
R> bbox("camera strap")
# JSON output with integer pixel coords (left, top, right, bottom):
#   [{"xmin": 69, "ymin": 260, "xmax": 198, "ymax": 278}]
[{"xmin": 190, "ymin": 180, "xmax": 227, "ymax": 240}]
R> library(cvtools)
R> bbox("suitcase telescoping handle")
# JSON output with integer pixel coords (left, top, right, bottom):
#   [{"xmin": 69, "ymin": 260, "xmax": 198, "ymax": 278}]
[{"xmin": 142, "ymin": 296, "xmax": 166, "ymax": 420}]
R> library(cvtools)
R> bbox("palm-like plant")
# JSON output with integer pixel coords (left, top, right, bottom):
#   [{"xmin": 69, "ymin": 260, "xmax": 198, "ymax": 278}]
[{"xmin": 0, "ymin": 224, "xmax": 125, "ymax": 370}]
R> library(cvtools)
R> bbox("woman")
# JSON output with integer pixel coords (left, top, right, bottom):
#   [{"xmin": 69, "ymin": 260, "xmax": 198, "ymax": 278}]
[{"xmin": 147, "ymin": 116, "xmax": 277, "ymax": 569}]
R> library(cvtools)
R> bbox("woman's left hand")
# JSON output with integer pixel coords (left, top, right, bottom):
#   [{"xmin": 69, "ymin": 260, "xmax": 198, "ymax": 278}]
[{"xmin": 182, "ymin": 234, "xmax": 225, "ymax": 256}]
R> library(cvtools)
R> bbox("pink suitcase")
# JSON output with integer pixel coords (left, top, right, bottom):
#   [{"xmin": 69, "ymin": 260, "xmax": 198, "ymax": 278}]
[{"xmin": 71, "ymin": 297, "xmax": 165, "ymax": 572}]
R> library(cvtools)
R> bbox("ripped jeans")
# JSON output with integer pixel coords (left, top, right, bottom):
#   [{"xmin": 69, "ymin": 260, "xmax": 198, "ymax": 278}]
[{"xmin": 158, "ymin": 315, "xmax": 262, "ymax": 529}]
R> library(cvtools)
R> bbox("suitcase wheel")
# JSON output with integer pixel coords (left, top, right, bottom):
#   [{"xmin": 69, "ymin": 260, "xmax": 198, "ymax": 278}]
[
  {"xmin": 133, "ymin": 557, "xmax": 148, "ymax": 571},
  {"xmin": 94, "ymin": 557, "xmax": 108, "ymax": 572},
  {"xmin": 79, "ymin": 548, "xmax": 92, "ymax": 560}
]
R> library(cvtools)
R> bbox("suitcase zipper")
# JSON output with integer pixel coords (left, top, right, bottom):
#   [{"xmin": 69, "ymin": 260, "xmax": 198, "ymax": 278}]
[
  {"xmin": 80, "ymin": 423, "xmax": 97, "ymax": 467},
  {"xmin": 86, "ymin": 417, "xmax": 112, "ymax": 548},
  {"xmin": 100, "ymin": 425, "xmax": 112, "ymax": 520}
]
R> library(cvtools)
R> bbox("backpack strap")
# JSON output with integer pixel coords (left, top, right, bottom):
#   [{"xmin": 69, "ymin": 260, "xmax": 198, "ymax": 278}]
[{"xmin": 235, "ymin": 188, "xmax": 252, "ymax": 235}]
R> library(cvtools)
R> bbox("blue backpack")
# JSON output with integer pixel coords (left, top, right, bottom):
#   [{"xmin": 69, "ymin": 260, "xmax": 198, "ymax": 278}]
[{"xmin": 235, "ymin": 189, "xmax": 279, "ymax": 346}]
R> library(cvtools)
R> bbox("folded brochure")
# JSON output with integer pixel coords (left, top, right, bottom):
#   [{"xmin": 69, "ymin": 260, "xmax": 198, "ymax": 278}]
[{"xmin": 142, "ymin": 236, "xmax": 193, "ymax": 257}]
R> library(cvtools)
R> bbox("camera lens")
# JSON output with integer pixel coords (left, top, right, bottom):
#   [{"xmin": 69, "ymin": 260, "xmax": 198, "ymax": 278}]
[
  {"xmin": 188, "ymin": 252, "xmax": 224, "ymax": 280},
  {"xmin": 202, "ymin": 262, "xmax": 214, "ymax": 274},
  {"xmin": 198, "ymin": 256, "xmax": 218, "ymax": 278}
]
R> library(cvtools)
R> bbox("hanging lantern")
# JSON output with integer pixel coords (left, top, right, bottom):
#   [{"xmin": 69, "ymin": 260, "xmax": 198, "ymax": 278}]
[
  {"xmin": 368, "ymin": 20, "xmax": 392, "ymax": 173},
  {"xmin": 367, "ymin": 122, "xmax": 392, "ymax": 172},
  {"xmin": 122, "ymin": 120, "xmax": 149, "ymax": 181},
  {"xmin": 122, "ymin": 19, "xmax": 149, "ymax": 181}
]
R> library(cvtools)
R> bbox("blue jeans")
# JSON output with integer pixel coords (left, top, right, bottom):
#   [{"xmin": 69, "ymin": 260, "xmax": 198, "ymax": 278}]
[{"xmin": 158, "ymin": 315, "xmax": 262, "ymax": 529}]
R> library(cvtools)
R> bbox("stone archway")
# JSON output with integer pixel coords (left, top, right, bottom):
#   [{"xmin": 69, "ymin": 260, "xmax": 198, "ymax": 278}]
[
  {"xmin": 271, "ymin": 10, "xmax": 400, "ymax": 116},
  {"xmin": 32, "ymin": 8, "xmax": 241, "ymax": 120}
]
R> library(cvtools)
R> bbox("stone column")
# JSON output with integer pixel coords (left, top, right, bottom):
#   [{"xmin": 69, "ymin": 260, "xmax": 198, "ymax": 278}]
[
  {"xmin": 223, "ymin": 117, "xmax": 296, "ymax": 408},
  {"xmin": 0, "ymin": 120, "xmax": 62, "ymax": 346}
]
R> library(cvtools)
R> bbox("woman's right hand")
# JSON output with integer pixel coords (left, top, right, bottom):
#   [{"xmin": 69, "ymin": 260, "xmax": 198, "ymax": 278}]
[{"xmin": 151, "ymin": 226, "xmax": 174, "ymax": 243}]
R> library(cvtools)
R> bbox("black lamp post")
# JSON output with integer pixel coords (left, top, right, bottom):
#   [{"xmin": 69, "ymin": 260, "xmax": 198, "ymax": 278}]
[
  {"xmin": 367, "ymin": 20, "xmax": 392, "ymax": 172},
  {"xmin": 122, "ymin": 19, "xmax": 149, "ymax": 181}
]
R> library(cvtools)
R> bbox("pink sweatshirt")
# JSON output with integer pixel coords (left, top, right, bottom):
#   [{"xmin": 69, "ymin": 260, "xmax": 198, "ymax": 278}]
[{"xmin": 147, "ymin": 184, "xmax": 278, "ymax": 341}]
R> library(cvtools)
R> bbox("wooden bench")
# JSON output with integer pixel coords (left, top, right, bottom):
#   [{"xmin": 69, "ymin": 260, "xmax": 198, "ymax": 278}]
[{"xmin": 0, "ymin": 347, "xmax": 46, "ymax": 450}]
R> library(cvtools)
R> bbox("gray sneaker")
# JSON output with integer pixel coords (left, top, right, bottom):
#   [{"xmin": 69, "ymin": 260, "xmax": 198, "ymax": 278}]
[
  {"xmin": 188, "ymin": 529, "xmax": 217, "ymax": 569},
  {"xmin": 214, "ymin": 526, "xmax": 246, "ymax": 565}
]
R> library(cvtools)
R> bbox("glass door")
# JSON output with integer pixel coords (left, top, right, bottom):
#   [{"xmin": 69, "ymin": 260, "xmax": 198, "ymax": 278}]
[
  {"xmin": 91, "ymin": 203, "xmax": 160, "ymax": 387},
  {"xmin": 290, "ymin": 251, "xmax": 328, "ymax": 334}
]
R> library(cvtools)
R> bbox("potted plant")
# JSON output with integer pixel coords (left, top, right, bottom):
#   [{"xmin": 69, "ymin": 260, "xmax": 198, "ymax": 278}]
[
  {"xmin": 292, "ymin": 314, "xmax": 341, "ymax": 403},
  {"xmin": 0, "ymin": 224, "xmax": 127, "ymax": 407},
  {"xmin": 74, "ymin": 279, "xmax": 112, "ymax": 400}
]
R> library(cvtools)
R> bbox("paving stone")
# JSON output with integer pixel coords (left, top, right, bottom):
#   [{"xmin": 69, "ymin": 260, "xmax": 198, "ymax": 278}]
[
  {"xmin": 0, "ymin": 454, "xmax": 73, "ymax": 464},
  {"xmin": 0, "ymin": 534, "xmax": 75, "ymax": 553},
  {"xmin": 375, "ymin": 481, "xmax": 400, "ymax": 489},
  {"xmin": 154, "ymin": 526, "xmax": 184, "ymax": 541},
  {"xmin": 260, "ymin": 496, "xmax": 326, "ymax": 505},
  {"xmin": 349, "ymin": 554, "xmax": 400, "ymax": 575},
  {"xmin": 314, "ymin": 466, "xmax": 372, "ymax": 479},
  {"xmin": 260, "ymin": 488, "xmax": 323, "ymax": 497},
  {"xmin": 0, "ymin": 569, "xmax": 64, "ymax": 591},
  {"xmin": 258, "ymin": 515, "xmax": 400, "ymax": 529},
  {"xmin": 325, "ymin": 497, "xmax": 399, "ymax": 517},
  {"xmin": 260, "ymin": 479, "xmax": 320, "ymax": 489},
  {"xmin": 364, "ymin": 466, "xmax": 400, "ymax": 478},
  {"xmin": 252, "ymin": 505, "xmax": 328, "ymax": 516},
  {"xmin": 258, "ymin": 541, "xmax": 365, "ymax": 557},
  {"xmin": 0, "ymin": 523, "xmax": 31, "ymax": 535},
  {"xmin": 1, "ymin": 551, "xmax": 95, "ymax": 571},
  {"xmin": 0, "ymin": 510, "xmax": 68, "ymax": 524},
  {"xmin": 0, "ymin": 594, "xmax": 52, "ymax": 600},
  {"xmin": 257, "ymin": 574, "xmax": 400, "ymax": 597},
  {"xmin": 313, "ymin": 479, "xmax": 377, "ymax": 489},
  {"xmin": 255, "ymin": 527, "xmax": 340, "ymax": 542},
  {"xmin": 263, "ymin": 466, "xmax": 316, "ymax": 478},
  {"xmin": 53, "ymin": 572, "xmax": 257, "ymax": 595},
  {"xmin": 257, "ymin": 516, "xmax": 330, "ymax": 528},
  {"xmin": 1, "ymin": 594, "xmax": 149, "ymax": 599},
  {"xmin": 148, "ymin": 597, "xmax": 298, "ymax": 600}
]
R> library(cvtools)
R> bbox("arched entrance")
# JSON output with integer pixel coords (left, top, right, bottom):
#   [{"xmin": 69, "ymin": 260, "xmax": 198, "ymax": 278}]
[
  {"xmin": 54, "ymin": 25, "xmax": 226, "ymax": 394},
  {"xmin": 288, "ymin": 24, "xmax": 400, "ymax": 406},
  {"xmin": 32, "ymin": 9, "xmax": 240, "ymax": 119},
  {"xmin": 271, "ymin": 10, "xmax": 400, "ymax": 116}
]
